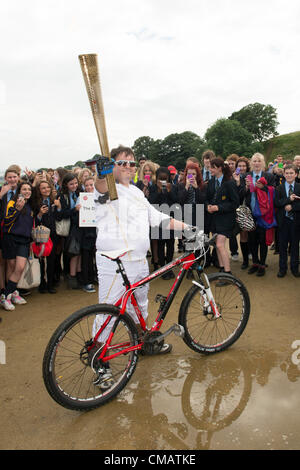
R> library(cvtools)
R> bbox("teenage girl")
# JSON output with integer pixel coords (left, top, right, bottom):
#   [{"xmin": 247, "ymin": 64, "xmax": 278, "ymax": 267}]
[
  {"xmin": 56, "ymin": 173, "xmax": 82, "ymax": 289},
  {"xmin": 206, "ymin": 157, "xmax": 240, "ymax": 275},
  {"xmin": 1, "ymin": 182, "xmax": 34, "ymax": 310}
]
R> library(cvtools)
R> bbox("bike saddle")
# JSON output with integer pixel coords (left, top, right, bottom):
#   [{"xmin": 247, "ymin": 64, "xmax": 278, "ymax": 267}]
[{"xmin": 99, "ymin": 248, "xmax": 133, "ymax": 261}]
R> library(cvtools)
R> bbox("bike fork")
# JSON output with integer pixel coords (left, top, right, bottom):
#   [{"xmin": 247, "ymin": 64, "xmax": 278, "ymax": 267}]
[{"xmin": 192, "ymin": 274, "xmax": 222, "ymax": 319}]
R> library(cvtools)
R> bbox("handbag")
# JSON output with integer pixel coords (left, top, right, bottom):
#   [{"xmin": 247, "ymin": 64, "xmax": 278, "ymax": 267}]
[
  {"xmin": 17, "ymin": 253, "xmax": 41, "ymax": 289},
  {"xmin": 55, "ymin": 218, "xmax": 71, "ymax": 237},
  {"xmin": 65, "ymin": 225, "xmax": 82, "ymax": 256},
  {"xmin": 236, "ymin": 201, "xmax": 256, "ymax": 231},
  {"xmin": 32, "ymin": 237, "xmax": 53, "ymax": 258},
  {"xmin": 31, "ymin": 224, "xmax": 50, "ymax": 244},
  {"xmin": 66, "ymin": 236, "xmax": 81, "ymax": 255}
]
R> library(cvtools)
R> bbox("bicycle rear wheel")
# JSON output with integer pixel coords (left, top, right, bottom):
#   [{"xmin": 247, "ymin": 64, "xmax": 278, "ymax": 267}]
[
  {"xmin": 179, "ymin": 273, "xmax": 250, "ymax": 354},
  {"xmin": 43, "ymin": 304, "xmax": 139, "ymax": 411}
]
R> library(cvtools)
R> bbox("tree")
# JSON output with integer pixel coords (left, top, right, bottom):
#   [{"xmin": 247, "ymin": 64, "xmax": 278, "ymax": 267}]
[
  {"xmin": 132, "ymin": 136, "xmax": 162, "ymax": 163},
  {"xmin": 159, "ymin": 131, "xmax": 206, "ymax": 169},
  {"xmin": 229, "ymin": 102, "xmax": 279, "ymax": 142},
  {"xmin": 205, "ymin": 118, "xmax": 254, "ymax": 158}
]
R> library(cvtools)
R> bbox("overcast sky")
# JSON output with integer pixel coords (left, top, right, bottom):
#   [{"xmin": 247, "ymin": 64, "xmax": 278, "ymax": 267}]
[{"xmin": 0, "ymin": 0, "xmax": 299, "ymax": 171}]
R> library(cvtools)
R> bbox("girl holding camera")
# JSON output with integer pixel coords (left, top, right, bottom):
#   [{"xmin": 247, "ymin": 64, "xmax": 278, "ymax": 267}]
[
  {"xmin": 1, "ymin": 182, "xmax": 34, "ymax": 310},
  {"xmin": 148, "ymin": 167, "xmax": 177, "ymax": 278},
  {"xmin": 34, "ymin": 179, "xmax": 59, "ymax": 294}
]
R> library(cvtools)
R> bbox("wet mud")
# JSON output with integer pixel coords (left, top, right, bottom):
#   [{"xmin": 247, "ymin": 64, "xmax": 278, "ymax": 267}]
[{"xmin": 1, "ymin": 248, "xmax": 300, "ymax": 450}]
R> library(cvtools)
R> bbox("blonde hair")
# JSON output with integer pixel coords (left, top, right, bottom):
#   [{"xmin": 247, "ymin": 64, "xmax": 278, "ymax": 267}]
[
  {"xmin": 250, "ymin": 152, "xmax": 266, "ymax": 171},
  {"xmin": 79, "ymin": 167, "xmax": 93, "ymax": 185},
  {"xmin": 138, "ymin": 160, "xmax": 157, "ymax": 183}
]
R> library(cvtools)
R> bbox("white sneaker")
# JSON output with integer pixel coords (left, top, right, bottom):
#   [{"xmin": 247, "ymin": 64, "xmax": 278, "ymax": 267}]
[
  {"xmin": 82, "ymin": 284, "xmax": 96, "ymax": 293},
  {"xmin": 231, "ymin": 254, "xmax": 239, "ymax": 261},
  {"xmin": 93, "ymin": 367, "xmax": 115, "ymax": 390},
  {"xmin": 11, "ymin": 290, "xmax": 27, "ymax": 305},
  {"xmin": 1, "ymin": 294, "xmax": 15, "ymax": 311}
]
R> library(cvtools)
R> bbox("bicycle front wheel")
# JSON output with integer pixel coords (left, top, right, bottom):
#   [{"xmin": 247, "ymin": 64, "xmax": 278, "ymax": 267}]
[
  {"xmin": 43, "ymin": 304, "xmax": 139, "ymax": 411},
  {"xmin": 179, "ymin": 273, "xmax": 250, "ymax": 354}
]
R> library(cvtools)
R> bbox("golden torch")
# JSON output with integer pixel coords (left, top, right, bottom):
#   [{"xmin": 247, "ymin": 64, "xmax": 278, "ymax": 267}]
[{"xmin": 78, "ymin": 53, "xmax": 118, "ymax": 200}]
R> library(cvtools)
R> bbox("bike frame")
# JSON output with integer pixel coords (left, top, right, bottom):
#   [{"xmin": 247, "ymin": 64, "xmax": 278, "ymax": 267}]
[{"xmin": 92, "ymin": 248, "xmax": 219, "ymax": 363}]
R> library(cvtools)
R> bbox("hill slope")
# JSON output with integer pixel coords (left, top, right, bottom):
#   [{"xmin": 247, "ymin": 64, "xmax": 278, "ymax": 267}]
[{"xmin": 263, "ymin": 131, "xmax": 300, "ymax": 162}]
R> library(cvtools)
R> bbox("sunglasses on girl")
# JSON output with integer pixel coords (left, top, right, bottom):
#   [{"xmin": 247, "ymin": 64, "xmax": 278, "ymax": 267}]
[{"xmin": 115, "ymin": 160, "xmax": 137, "ymax": 168}]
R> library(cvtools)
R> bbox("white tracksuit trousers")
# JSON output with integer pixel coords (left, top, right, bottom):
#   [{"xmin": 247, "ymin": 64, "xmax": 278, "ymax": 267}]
[{"xmin": 92, "ymin": 253, "xmax": 149, "ymax": 342}]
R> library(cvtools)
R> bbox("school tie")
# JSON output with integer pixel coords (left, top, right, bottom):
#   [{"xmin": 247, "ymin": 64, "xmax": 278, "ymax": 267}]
[
  {"xmin": 287, "ymin": 185, "xmax": 294, "ymax": 219},
  {"xmin": 205, "ymin": 170, "xmax": 210, "ymax": 182},
  {"xmin": 215, "ymin": 179, "xmax": 220, "ymax": 190},
  {"xmin": 8, "ymin": 190, "xmax": 14, "ymax": 201}
]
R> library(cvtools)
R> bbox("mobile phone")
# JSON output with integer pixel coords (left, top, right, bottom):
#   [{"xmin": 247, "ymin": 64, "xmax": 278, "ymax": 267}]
[
  {"xmin": 187, "ymin": 174, "xmax": 194, "ymax": 179},
  {"xmin": 278, "ymin": 163, "xmax": 284, "ymax": 169},
  {"xmin": 235, "ymin": 168, "xmax": 241, "ymax": 175},
  {"xmin": 144, "ymin": 174, "xmax": 150, "ymax": 182}
]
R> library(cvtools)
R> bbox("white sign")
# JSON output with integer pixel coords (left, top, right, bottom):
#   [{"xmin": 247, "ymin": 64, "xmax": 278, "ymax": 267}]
[
  {"xmin": 79, "ymin": 192, "xmax": 97, "ymax": 227},
  {"xmin": 0, "ymin": 340, "xmax": 5, "ymax": 365}
]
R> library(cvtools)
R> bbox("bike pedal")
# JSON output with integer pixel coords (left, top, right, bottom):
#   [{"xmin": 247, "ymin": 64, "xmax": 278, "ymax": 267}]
[{"xmin": 173, "ymin": 324, "xmax": 185, "ymax": 338}]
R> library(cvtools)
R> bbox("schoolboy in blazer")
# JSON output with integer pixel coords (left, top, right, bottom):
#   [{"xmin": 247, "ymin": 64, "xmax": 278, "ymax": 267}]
[{"xmin": 275, "ymin": 164, "xmax": 300, "ymax": 277}]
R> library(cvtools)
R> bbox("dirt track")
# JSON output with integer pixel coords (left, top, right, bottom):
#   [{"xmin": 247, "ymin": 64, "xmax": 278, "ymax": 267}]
[{"xmin": 1, "ymin": 248, "xmax": 300, "ymax": 450}]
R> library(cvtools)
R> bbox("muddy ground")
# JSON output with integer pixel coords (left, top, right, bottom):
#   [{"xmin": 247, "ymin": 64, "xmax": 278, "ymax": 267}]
[{"xmin": 1, "ymin": 247, "xmax": 300, "ymax": 450}]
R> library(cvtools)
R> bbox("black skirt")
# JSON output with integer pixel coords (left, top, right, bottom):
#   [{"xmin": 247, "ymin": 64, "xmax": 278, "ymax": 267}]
[{"xmin": 2, "ymin": 233, "xmax": 31, "ymax": 259}]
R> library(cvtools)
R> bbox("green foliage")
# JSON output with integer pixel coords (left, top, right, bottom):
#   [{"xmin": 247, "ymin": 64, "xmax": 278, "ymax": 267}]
[
  {"xmin": 229, "ymin": 102, "xmax": 279, "ymax": 142},
  {"xmin": 204, "ymin": 118, "xmax": 253, "ymax": 158},
  {"xmin": 54, "ymin": 102, "xmax": 294, "ymax": 171},
  {"xmin": 132, "ymin": 136, "xmax": 162, "ymax": 164},
  {"xmin": 64, "ymin": 160, "xmax": 85, "ymax": 170},
  {"xmin": 133, "ymin": 131, "xmax": 205, "ymax": 169},
  {"xmin": 263, "ymin": 131, "xmax": 300, "ymax": 162}
]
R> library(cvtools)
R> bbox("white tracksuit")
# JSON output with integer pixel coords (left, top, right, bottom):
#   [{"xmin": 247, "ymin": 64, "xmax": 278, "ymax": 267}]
[{"xmin": 92, "ymin": 183, "xmax": 170, "ymax": 340}]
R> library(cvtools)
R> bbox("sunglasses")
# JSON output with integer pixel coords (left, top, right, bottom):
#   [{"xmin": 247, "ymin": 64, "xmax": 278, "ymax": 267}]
[{"xmin": 115, "ymin": 160, "xmax": 137, "ymax": 168}]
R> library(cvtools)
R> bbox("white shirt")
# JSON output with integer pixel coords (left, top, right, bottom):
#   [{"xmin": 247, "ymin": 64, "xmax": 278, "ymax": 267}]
[{"xmin": 94, "ymin": 183, "xmax": 170, "ymax": 261}]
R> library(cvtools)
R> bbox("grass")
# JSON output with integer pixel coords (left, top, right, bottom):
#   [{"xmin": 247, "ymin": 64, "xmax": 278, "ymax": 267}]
[{"xmin": 263, "ymin": 130, "xmax": 300, "ymax": 162}]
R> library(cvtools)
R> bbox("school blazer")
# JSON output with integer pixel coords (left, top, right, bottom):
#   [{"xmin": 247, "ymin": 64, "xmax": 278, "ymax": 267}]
[
  {"xmin": 274, "ymin": 182, "xmax": 300, "ymax": 228},
  {"xmin": 205, "ymin": 177, "xmax": 240, "ymax": 233},
  {"xmin": 243, "ymin": 171, "xmax": 275, "ymax": 208}
]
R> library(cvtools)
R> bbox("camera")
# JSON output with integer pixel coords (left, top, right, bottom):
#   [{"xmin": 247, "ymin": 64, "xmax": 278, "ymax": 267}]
[{"xmin": 160, "ymin": 180, "xmax": 167, "ymax": 193}]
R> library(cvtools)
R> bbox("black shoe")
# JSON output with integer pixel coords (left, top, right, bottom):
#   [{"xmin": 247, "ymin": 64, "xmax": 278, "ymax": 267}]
[
  {"xmin": 67, "ymin": 275, "xmax": 80, "ymax": 289},
  {"xmin": 18, "ymin": 288, "xmax": 31, "ymax": 296},
  {"xmin": 241, "ymin": 262, "xmax": 249, "ymax": 270},
  {"xmin": 291, "ymin": 271, "xmax": 300, "ymax": 278},
  {"xmin": 38, "ymin": 285, "xmax": 47, "ymax": 294},
  {"xmin": 277, "ymin": 271, "xmax": 286, "ymax": 278},
  {"xmin": 248, "ymin": 265, "xmax": 259, "ymax": 274},
  {"xmin": 48, "ymin": 287, "xmax": 57, "ymax": 294},
  {"xmin": 256, "ymin": 266, "xmax": 266, "ymax": 277}
]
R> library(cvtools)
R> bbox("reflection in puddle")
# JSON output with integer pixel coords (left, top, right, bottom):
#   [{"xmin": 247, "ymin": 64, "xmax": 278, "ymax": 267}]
[
  {"xmin": 65, "ymin": 347, "xmax": 300, "ymax": 450},
  {"xmin": 119, "ymin": 348, "xmax": 300, "ymax": 450}
]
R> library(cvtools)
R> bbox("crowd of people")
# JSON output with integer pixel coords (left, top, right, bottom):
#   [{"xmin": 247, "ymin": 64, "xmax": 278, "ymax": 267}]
[{"xmin": 0, "ymin": 148, "xmax": 300, "ymax": 313}]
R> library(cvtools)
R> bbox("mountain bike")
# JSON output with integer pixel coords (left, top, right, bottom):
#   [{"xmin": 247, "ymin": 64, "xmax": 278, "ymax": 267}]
[{"xmin": 43, "ymin": 230, "xmax": 250, "ymax": 411}]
